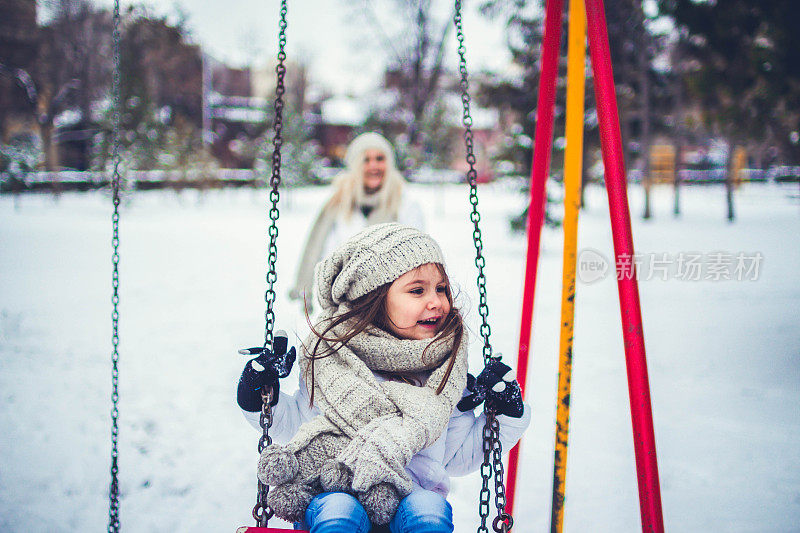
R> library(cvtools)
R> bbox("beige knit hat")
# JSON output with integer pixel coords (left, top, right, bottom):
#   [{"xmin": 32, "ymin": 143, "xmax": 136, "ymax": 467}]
[
  {"xmin": 343, "ymin": 132, "xmax": 398, "ymax": 174},
  {"xmin": 315, "ymin": 222, "xmax": 445, "ymax": 309}
]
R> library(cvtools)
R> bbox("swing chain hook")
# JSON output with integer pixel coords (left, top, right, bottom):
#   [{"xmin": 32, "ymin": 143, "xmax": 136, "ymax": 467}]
[
  {"xmin": 263, "ymin": 0, "xmax": 288, "ymax": 349},
  {"xmin": 253, "ymin": 387, "xmax": 275, "ymax": 526},
  {"xmin": 453, "ymin": 0, "xmax": 492, "ymax": 365}
]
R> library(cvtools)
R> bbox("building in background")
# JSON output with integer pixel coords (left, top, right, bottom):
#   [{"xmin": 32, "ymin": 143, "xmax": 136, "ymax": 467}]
[{"xmin": 0, "ymin": 0, "xmax": 41, "ymax": 174}]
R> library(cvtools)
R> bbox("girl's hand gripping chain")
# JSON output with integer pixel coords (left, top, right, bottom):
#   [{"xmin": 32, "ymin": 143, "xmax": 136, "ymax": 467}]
[
  {"xmin": 237, "ymin": 330, "xmax": 296, "ymax": 412},
  {"xmin": 457, "ymin": 359, "xmax": 524, "ymax": 418}
]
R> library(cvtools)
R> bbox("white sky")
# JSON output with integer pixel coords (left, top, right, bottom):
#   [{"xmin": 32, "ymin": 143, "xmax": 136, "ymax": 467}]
[{"xmin": 87, "ymin": 0, "xmax": 515, "ymax": 95}]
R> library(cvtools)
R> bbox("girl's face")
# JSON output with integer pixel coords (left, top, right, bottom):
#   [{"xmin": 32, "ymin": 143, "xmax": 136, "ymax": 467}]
[
  {"xmin": 385, "ymin": 263, "xmax": 451, "ymax": 340},
  {"xmin": 362, "ymin": 148, "xmax": 387, "ymax": 192}
]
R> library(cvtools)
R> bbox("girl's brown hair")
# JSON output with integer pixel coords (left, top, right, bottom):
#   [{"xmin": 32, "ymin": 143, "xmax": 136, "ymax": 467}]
[{"xmin": 304, "ymin": 263, "xmax": 463, "ymax": 404}]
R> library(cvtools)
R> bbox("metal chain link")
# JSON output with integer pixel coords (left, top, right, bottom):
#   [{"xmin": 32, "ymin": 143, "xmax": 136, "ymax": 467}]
[
  {"xmin": 477, "ymin": 413, "xmax": 494, "ymax": 533},
  {"xmin": 252, "ymin": 389, "xmax": 275, "ymax": 526},
  {"xmin": 453, "ymin": 3, "xmax": 512, "ymax": 532},
  {"xmin": 476, "ymin": 411, "xmax": 514, "ymax": 533},
  {"xmin": 253, "ymin": 0, "xmax": 287, "ymax": 526},
  {"xmin": 453, "ymin": 0, "xmax": 492, "ymax": 364},
  {"xmin": 489, "ymin": 414, "xmax": 512, "ymax": 533},
  {"xmin": 263, "ymin": 0, "xmax": 288, "ymax": 350},
  {"xmin": 108, "ymin": 1, "xmax": 122, "ymax": 532}
]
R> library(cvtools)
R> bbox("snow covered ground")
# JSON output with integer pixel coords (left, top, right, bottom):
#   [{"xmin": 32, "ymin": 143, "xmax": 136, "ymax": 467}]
[{"xmin": 1, "ymin": 181, "xmax": 798, "ymax": 532}]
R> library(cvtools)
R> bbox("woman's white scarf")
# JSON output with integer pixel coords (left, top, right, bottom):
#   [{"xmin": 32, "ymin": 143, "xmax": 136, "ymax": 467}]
[
  {"xmin": 259, "ymin": 307, "xmax": 468, "ymax": 524},
  {"xmin": 292, "ymin": 192, "xmax": 398, "ymax": 302}
]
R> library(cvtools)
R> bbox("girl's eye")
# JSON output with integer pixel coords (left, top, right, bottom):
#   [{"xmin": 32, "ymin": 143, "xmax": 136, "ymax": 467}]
[
  {"xmin": 436, "ymin": 285, "xmax": 447, "ymax": 293},
  {"xmin": 410, "ymin": 288, "xmax": 424, "ymax": 295}
]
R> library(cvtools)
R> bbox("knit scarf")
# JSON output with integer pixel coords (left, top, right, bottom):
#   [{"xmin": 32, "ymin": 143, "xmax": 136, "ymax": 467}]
[
  {"xmin": 258, "ymin": 308, "xmax": 468, "ymax": 524},
  {"xmin": 292, "ymin": 192, "xmax": 398, "ymax": 302}
]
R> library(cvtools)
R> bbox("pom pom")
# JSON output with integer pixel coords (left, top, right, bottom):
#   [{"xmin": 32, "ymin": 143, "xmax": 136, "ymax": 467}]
[
  {"xmin": 258, "ymin": 444, "xmax": 299, "ymax": 486},
  {"xmin": 266, "ymin": 483, "xmax": 314, "ymax": 523}
]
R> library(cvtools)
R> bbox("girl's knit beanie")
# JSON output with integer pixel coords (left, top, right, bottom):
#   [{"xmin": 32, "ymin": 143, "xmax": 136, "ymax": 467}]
[{"xmin": 315, "ymin": 222, "xmax": 445, "ymax": 310}]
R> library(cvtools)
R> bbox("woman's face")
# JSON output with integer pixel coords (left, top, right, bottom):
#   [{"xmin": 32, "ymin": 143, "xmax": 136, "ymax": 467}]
[
  {"xmin": 385, "ymin": 263, "xmax": 451, "ymax": 340},
  {"xmin": 362, "ymin": 148, "xmax": 387, "ymax": 192}
]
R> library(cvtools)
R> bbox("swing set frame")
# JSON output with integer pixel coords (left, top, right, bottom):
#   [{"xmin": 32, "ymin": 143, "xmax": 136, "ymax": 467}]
[{"xmin": 505, "ymin": 0, "xmax": 665, "ymax": 532}]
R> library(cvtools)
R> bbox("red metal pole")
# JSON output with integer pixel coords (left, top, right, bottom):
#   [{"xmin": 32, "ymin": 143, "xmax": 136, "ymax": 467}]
[
  {"xmin": 506, "ymin": 0, "xmax": 564, "ymax": 516},
  {"xmin": 583, "ymin": 1, "xmax": 664, "ymax": 531}
]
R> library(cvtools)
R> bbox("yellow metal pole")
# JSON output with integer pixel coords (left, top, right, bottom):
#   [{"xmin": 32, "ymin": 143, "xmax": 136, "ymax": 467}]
[
  {"xmin": 550, "ymin": 0, "xmax": 586, "ymax": 530},
  {"xmin": 732, "ymin": 146, "xmax": 747, "ymax": 188}
]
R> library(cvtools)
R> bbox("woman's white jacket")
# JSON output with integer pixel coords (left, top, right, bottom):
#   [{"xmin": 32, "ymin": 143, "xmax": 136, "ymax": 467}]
[{"xmin": 321, "ymin": 196, "xmax": 425, "ymax": 258}]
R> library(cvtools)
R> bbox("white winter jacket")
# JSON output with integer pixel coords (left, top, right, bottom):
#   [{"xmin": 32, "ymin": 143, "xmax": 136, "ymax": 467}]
[
  {"xmin": 320, "ymin": 196, "xmax": 425, "ymax": 259},
  {"xmin": 243, "ymin": 375, "xmax": 531, "ymax": 497}
]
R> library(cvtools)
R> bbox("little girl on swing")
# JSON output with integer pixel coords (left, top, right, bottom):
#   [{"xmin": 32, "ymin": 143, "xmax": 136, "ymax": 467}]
[{"xmin": 237, "ymin": 223, "xmax": 530, "ymax": 532}]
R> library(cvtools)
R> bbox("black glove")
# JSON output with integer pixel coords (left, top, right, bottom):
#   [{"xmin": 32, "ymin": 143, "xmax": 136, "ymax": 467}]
[
  {"xmin": 457, "ymin": 359, "xmax": 524, "ymax": 418},
  {"xmin": 237, "ymin": 330, "xmax": 296, "ymax": 412}
]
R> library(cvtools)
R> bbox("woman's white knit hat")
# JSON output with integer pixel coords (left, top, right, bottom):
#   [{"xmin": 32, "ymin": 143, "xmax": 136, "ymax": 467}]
[
  {"xmin": 343, "ymin": 132, "xmax": 397, "ymax": 173},
  {"xmin": 315, "ymin": 222, "xmax": 445, "ymax": 309}
]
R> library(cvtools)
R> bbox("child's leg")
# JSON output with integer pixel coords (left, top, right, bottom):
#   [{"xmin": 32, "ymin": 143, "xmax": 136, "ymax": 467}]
[
  {"xmin": 388, "ymin": 489, "xmax": 454, "ymax": 533},
  {"xmin": 300, "ymin": 491, "xmax": 371, "ymax": 533}
]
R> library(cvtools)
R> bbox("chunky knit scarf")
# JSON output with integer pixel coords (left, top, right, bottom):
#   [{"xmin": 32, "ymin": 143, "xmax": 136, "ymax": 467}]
[{"xmin": 258, "ymin": 308, "xmax": 468, "ymax": 524}]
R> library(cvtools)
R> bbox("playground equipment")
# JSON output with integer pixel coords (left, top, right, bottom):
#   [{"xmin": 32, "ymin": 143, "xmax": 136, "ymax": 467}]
[
  {"xmin": 504, "ymin": 0, "xmax": 665, "ymax": 532},
  {"xmin": 105, "ymin": 0, "xmax": 664, "ymax": 531}
]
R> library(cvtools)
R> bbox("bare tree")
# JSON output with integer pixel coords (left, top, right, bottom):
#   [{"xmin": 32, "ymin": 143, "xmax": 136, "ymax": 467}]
[
  {"xmin": 1, "ymin": 0, "xmax": 113, "ymax": 170},
  {"xmin": 346, "ymin": 0, "xmax": 455, "ymax": 149}
]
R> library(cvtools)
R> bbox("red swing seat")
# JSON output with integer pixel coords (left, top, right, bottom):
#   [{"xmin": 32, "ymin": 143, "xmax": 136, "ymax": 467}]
[
  {"xmin": 236, "ymin": 526, "xmax": 388, "ymax": 533},
  {"xmin": 236, "ymin": 526, "xmax": 308, "ymax": 533},
  {"xmin": 238, "ymin": 525, "xmax": 390, "ymax": 532}
]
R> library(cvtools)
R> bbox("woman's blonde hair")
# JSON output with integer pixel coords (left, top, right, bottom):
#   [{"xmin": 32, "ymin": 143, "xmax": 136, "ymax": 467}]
[{"xmin": 325, "ymin": 132, "xmax": 406, "ymax": 220}]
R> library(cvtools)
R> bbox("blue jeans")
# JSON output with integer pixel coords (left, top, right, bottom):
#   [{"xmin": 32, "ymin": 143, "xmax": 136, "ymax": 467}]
[{"xmin": 298, "ymin": 489, "xmax": 454, "ymax": 533}]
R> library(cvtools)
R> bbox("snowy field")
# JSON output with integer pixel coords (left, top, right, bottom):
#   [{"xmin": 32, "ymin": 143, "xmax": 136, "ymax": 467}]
[{"xmin": 1, "ymin": 181, "xmax": 799, "ymax": 532}]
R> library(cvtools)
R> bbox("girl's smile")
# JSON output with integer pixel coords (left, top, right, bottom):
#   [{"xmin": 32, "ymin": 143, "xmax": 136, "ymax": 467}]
[
  {"xmin": 417, "ymin": 315, "xmax": 443, "ymax": 328},
  {"xmin": 385, "ymin": 263, "xmax": 451, "ymax": 340}
]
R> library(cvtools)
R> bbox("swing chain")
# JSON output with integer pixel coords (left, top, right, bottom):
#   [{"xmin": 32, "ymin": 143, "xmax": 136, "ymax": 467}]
[
  {"xmin": 490, "ymin": 415, "xmax": 512, "ymax": 533},
  {"xmin": 263, "ymin": 0, "xmax": 288, "ymax": 349},
  {"xmin": 478, "ymin": 411, "xmax": 513, "ymax": 533},
  {"xmin": 477, "ymin": 414, "xmax": 493, "ymax": 532},
  {"xmin": 453, "ymin": 0, "xmax": 492, "ymax": 364},
  {"xmin": 454, "ymin": 3, "xmax": 513, "ymax": 531},
  {"xmin": 253, "ymin": 388, "xmax": 275, "ymax": 526},
  {"xmin": 254, "ymin": 1, "xmax": 287, "ymax": 525},
  {"xmin": 108, "ymin": 1, "xmax": 122, "ymax": 532}
]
